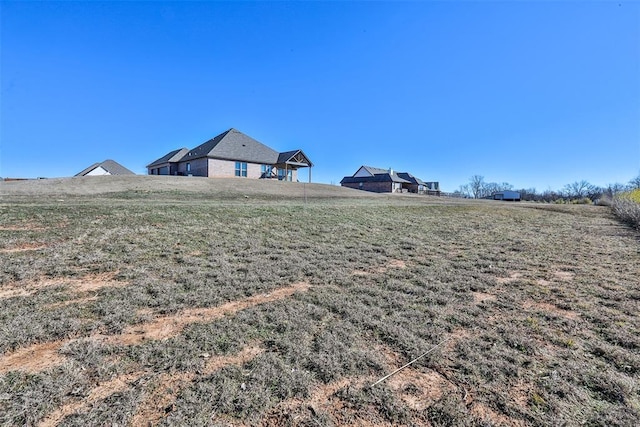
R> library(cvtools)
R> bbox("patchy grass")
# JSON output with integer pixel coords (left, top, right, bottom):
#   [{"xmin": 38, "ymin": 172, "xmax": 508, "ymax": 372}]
[{"xmin": 0, "ymin": 177, "xmax": 639, "ymax": 426}]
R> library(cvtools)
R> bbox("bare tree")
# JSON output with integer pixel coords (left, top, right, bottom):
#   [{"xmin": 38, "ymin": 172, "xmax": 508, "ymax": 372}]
[
  {"xmin": 465, "ymin": 175, "xmax": 515, "ymax": 199},
  {"xmin": 458, "ymin": 184, "xmax": 471, "ymax": 198},
  {"xmin": 629, "ymin": 174, "xmax": 640, "ymax": 189},
  {"xmin": 604, "ymin": 183, "xmax": 626, "ymax": 197},
  {"xmin": 469, "ymin": 175, "xmax": 485, "ymax": 199},
  {"xmin": 563, "ymin": 180, "xmax": 595, "ymax": 199},
  {"xmin": 517, "ymin": 188, "xmax": 538, "ymax": 201}
]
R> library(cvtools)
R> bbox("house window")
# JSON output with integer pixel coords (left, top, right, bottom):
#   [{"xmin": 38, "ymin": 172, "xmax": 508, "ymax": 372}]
[
  {"xmin": 277, "ymin": 169, "xmax": 292, "ymax": 181},
  {"xmin": 235, "ymin": 161, "xmax": 247, "ymax": 177},
  {"xmin": 261, "ymin": 164, "xmax": 272, "ymax": 177},
  {"xmin": 186, "ymin": 163, "xmax": 191, "ymax": 172}
]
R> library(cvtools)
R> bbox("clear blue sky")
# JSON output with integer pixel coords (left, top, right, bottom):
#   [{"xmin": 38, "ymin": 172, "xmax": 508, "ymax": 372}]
[{"xmin": 2, "ymin": 1, "xmax": 639, "ymax": 192}]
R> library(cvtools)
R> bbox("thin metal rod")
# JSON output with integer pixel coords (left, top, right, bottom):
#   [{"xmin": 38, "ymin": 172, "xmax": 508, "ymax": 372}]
[{"xmin": 370, "ymin": 336, "xmax": 452, "ymax": 387}]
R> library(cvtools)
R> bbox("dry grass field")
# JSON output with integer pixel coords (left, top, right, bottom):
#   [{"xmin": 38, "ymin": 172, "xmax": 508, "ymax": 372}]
[{"xmin": 1, "ymin": 176, "xmax": 639, "ymax": 426}]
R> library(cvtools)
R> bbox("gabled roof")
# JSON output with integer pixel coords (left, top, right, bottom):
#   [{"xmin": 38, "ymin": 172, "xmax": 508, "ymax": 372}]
[
  {"xmin": 396, "ymin": 172, "xmax": 426, "ymax": 186},
  {"xmin": 353, "ymin": 165, "xmax": 390, "ymax": 177},
  {"xmin": 75, "ymin": 159, "xmax": 135, "ymax": 176},
  {"xmin": 362, "ymin": 166, "xmax": 390, "ymax": 175},
  {"xmin": 182, "ymin": 128, "xmax": 280, "ymax": 164},
  {"xmin": 277, "ymin": 150, "xmax": 313, "ymax": 167},
  {"xmin": 146, "ymin": 148, "xmax": 190, "ymax": 168}
]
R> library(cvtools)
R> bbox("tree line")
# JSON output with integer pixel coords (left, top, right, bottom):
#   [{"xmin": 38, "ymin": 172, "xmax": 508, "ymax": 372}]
[{"xmin": 453, "ymin": 174, "xmax": 640, "ymax": 203}]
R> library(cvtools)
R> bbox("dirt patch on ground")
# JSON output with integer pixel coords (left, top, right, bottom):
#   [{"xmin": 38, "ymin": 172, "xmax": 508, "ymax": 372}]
[
  {"xmin": 442, "ymin": 328, "xmax": 472, "ymax": 353},
  {"xmin": 470, "ymin": 401, "xmax": 526, "ymax": 427},
  {"xmin": 0, "ymin": 341, "xmax": 67, "ymax": 375},
  {"xmin": 387, "ymin": 259, "xmax": 406, "ymax": 269},
  {"xmin": 131, "ymin": 346, "xmax": 264, "ymax": 426},
  {"xmin": 0, "ymin": 271, "xmax": 125, "ymax": 300},
  {"xmin": 352, "ymin": 259, "xmax": 406, "ymax": 276},
  {"xmin": 0, "ymin": 223, "xmax": 47, "ymax": 231},
  {"xmin": 44, "ymin": 296, "xmax": 99, "ymax": 310},
  {"xmin": 110, "ymin": 281, "xmax": 310, "ymax": 346},
  {"xmin": 387, "ymin": 367, "xmax": 455, "ymax": 411},
  {"xmin": 496, "ymin": 271, "xmax": 523, "ymax": 284},
  {"xmin": 554, "ymin": 270, "xmax": 575, "ymax": 281},
  {"xmin": 472, "ymin": 291, "xmax": 497, "ymax": 304},
  {"xmin": 522, "ymin": 300, "xmax": 579, "ymax": 320},
  {"xmin": 1, "ymin": 282, "xmax": 309, "ymax": 375},
  {"xmin": 0, "ymin": 243, "xmax": 48, "ymax": 253},
  {"xmin": 38, "ymin": 372, "xmax": 143, "ymax": 427}
]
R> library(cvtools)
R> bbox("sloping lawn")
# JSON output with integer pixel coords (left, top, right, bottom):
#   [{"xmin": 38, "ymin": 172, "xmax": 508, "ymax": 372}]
[{"xmin": 1, "ymin": 185, "xmax": 638, "ymax": 426}]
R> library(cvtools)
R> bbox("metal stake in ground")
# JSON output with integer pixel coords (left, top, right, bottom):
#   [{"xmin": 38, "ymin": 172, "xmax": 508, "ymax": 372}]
[{"xmin": 370, "ymin": 336, "xmax": 452, "ymax": 387}]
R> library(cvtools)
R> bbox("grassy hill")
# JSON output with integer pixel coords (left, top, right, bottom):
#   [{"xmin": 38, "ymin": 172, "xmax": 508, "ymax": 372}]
[
  {"xmin": 1, "ymin": 177, "xmax": 638, "ymax": 426},
  {"xmin": 1, "ymin": 175, "xmax": 378, "ymax": 199}
]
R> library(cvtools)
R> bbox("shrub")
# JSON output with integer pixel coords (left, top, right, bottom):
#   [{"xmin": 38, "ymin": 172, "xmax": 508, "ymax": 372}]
[
  {"xmin": 626, "ymin": 189, "xmax": 640, "ymax": 203},
  {"xmin": 612, "ymin": 194, "xmax": 640, "ymax": 230}
]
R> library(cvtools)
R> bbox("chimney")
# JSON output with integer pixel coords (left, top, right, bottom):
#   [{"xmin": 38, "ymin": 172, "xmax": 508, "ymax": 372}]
[{"xmin": 388, "ymin": 167, "xmax": 393, "ymax": 175}]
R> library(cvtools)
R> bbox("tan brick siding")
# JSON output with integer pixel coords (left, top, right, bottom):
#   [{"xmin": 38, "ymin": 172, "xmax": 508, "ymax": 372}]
[{"xmin": 208, "ymin": 159, "xmax": 236, "ymax": 177}]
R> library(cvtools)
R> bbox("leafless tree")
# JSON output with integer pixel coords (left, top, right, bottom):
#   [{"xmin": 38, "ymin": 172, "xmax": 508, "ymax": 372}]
[
  {"xmin": 629, "ymin": 174, "xmax": 640, "ymax": 189},
  {"xmin": 457, "ymin": 184, "xmax": 471, "ymax": 198},
  {"xmin": 469, "ymin": 175, "xmax": 485, "ymax": 199},
  {"xmin": 563, "ymin": 180, "xmax": 596, "ymax": 199}
]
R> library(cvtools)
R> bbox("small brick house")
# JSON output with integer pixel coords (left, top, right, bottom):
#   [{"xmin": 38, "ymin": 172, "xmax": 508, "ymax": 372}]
[
  {"xmin": 340, "ymin": 166, "xmax": 439, "ymax": 194},
  {"xmin": 147, "ymin": 128, "xmax": 313, "ymax": 182}
]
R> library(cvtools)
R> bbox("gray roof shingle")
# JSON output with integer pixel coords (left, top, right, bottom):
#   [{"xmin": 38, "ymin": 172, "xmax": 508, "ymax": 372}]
[
  {"xmin": 396, "ymin": 172, "xmax": 426, "ymax": 186},
  {"xmin": 146, "ymin": 148, "xmax": 190, "ymax": 168},
  {"xmin": 340, "ymin": 174, "xmax": 410, "ymax": 184},
  {"xmin": 75, "ymin": 159, "xmax": 135, "ymax": 176},
  {"xmin": 183, "ymin": 128, "xmax": 280, "ymax": 164}
]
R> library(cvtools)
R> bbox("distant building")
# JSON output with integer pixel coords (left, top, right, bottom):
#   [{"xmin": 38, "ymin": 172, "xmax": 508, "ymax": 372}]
[
  {"xmin": 489, "ymin": 190, "xmax": 521, "ymax": 201},
  {"xmin": 146, "ymin": 128, "xmax": 313, "ymax": 182},
  {"xmin": 75, "ymin": 159, "xmax": 135, "ymax": 176},
  {"xmin": 340, "ymin": 165, "xmax": 440, "ymax": 195}
]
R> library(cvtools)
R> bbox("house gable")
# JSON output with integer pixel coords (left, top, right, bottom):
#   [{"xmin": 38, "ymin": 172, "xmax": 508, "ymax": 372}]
[
  {"xmin": 276, "ymin": 150, "xmax": 313, "ymax": 167},
  {"xmin": 76, "ymin": 159, "xmax": 135, "ymax": 177},
  {"xmin": 353, "ymin": 165, "xmax": 389, "ymax": 178}
]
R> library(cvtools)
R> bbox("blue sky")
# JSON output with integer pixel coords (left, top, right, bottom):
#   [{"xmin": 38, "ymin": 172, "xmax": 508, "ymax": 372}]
[{"xmin": 2, "ymin": 1, "xmax": 639, "ymax": 192}]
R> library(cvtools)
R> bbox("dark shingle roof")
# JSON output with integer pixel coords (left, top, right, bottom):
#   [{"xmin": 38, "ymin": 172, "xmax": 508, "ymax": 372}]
[
  {"xmin": 277, "ymin": 150, "xmax": 313, "ymax": 167},
  {"xmin": 360, "ymin": 166, "xmax": 390, "ymax": 175},
  {"xmin": 146, "ymin": 148, "xmax": 190, "ymax": 168},
  {"xmin": 183, "ymin": 128, "xmax": 280, "ymax": 164},
  {"xmin": 75, "ymin": 159, "xmax": 135, "ymax": 176},
  {"xmin": 340, "ymin": 174, "xmax": 410, "ymax": 184},
  {"xmin": 396, "ymin": 172, "xmax": 426, "ymax": 186}
]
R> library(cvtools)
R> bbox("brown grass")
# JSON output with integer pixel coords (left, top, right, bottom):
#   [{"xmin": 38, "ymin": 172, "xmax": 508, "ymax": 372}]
[
  {"xmin": 0, "ymin": 177, "xmax": 638, "ymax": 426},
  {"xmin": 111, "ymin": 282, "xmax": 309, "ymax": 345}
]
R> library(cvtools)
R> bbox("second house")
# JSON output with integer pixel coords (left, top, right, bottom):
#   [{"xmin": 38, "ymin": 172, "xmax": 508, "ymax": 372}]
[{"xmin": 147, "ymin": 128, "xmax": 313, "ymax": 182}]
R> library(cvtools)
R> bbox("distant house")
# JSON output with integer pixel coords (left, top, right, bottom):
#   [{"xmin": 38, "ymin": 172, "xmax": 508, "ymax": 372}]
[
  {"xmin": 75, "ymin": 159, "xmax": 135, "ymax": 176},
  {"xmin": 146, "ymin": 128, "xmax": 313, "ymax": 182},
  {"xmin": 340, "ymin": 166, "xmax": 440, "ymax": 195},
  {"xmin": 490, "ymin": 190, "xmax": 521, "ymax": 201}
]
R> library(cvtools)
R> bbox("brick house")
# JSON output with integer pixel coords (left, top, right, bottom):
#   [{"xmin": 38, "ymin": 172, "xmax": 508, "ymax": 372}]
[
  {"xmin": 340, "ymin": 166, "xmax": 439, "ymax": 194},
  {"xmin": 147, "ymin": 128, "xmax": 313, "ymax": 182}
]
